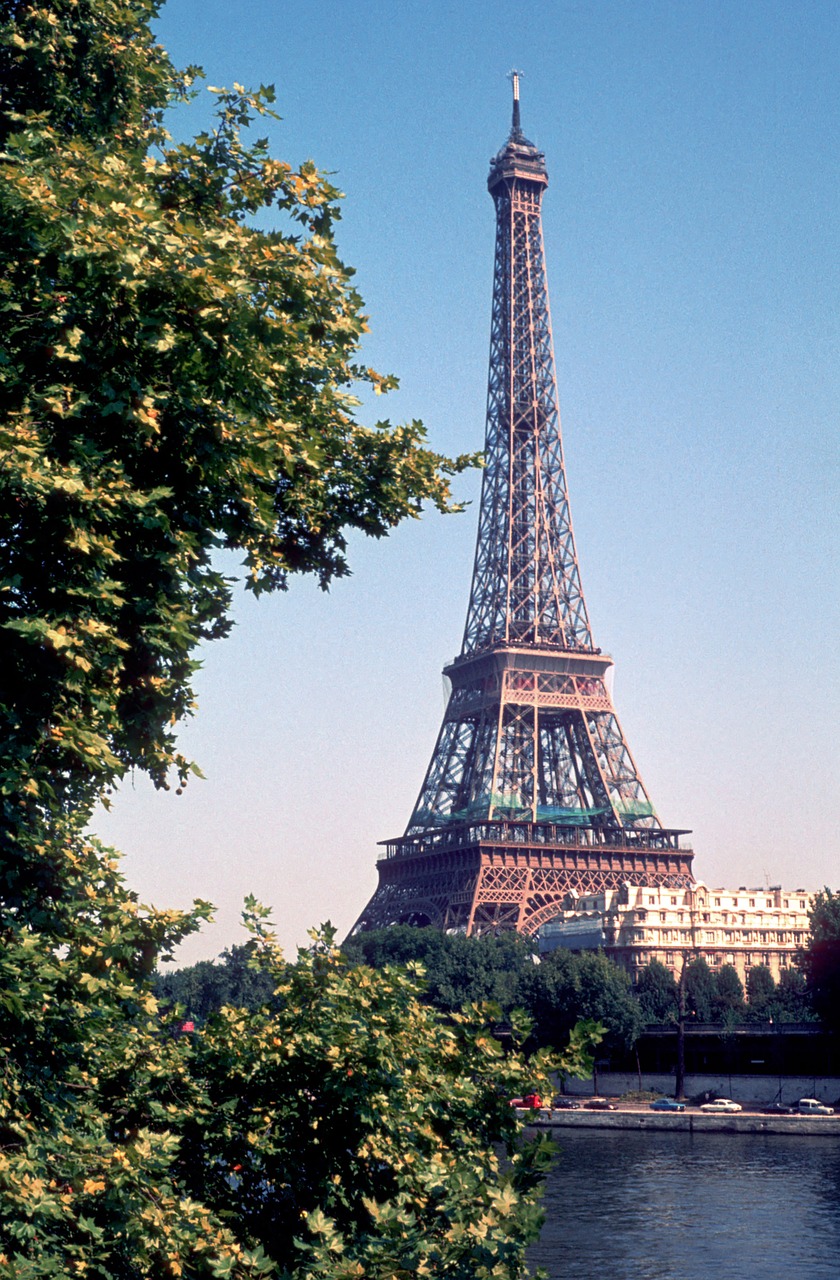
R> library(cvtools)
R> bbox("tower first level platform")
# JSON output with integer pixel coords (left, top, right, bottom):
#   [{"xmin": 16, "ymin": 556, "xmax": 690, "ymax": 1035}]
[{"xmin": 359, "ymin": 821, "xmax": 693, "ymax": 936}]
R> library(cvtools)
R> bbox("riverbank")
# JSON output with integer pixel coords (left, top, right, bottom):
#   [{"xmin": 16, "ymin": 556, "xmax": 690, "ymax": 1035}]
[{"xmin": 532, "ymin": 1108, "xmax": 840, "ymax": 1137}]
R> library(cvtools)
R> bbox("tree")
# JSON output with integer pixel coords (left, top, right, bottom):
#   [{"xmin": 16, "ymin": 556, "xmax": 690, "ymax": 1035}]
[
  {"xmin": 711, "ymin": 964, "xmax": 746, "ymax": 1022},
  {"xmin": 344, "ymin": 925, "xmax": 536, "ymax": 1015},
  {"xmin": 155, "ymin": 943, "xmax": 276, "ymax": 1021},
  {"xmin": 1, "ymin": 2, "xmax": 592, "ymax": 1275},
  {"xmin": 635, "ymin": 959, "xmax": 678, "ymax": 1023},
  {"xmin": 526, "ymin": 949, "xmax": 642, "ymax": 1058},
  {"xmin": 745, "ymin": 965, "xmax": 776, "ymax": 1022},
  {"xmin": 683, "ymin": 956, "xmax": 715, "ymax": 1022},
  {"xmin": 770, "ymin": 967, "xmax": 812, "ymax": 1022},
  {"xmin": 172, "ymin": 917, "xmax": 597, "ymax": 1278},
  {"xmin": 1, "ymin": 0, "xmax": 475, "ymax": 844},
  {"xmin": 1, "ymin": 867, "xmax": 595, "ymax": 1277},
  {"xmin": 797, "ymin": 889, "xmax": 840, "ymax": 1032}
]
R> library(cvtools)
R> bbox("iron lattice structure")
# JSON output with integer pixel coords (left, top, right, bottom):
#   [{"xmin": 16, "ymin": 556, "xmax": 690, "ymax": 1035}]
[{"xmin": 352, "ymin": 78, "xmax": 693, "ymax": 937}]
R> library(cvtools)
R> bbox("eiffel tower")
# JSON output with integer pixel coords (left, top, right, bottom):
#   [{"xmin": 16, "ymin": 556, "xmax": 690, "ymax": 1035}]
[{"xmin": 352, "ymin": 75, "xmax": 694, "ymax": 937}]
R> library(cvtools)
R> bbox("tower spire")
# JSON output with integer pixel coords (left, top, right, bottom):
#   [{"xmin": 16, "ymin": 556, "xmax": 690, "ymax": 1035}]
[
  {"xmin": 350, "ymin": 85, "xmax": 693, "ymax": 939},
  {"xmin": 510, "ymin": 68, "xmax": 522, "ymax": 135}
]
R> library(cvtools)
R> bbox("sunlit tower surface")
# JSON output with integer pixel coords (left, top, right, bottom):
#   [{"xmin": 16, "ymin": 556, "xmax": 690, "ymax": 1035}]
[{"xmin": 352, "ymin": 77, "xmax": 694, "ymax": 938}]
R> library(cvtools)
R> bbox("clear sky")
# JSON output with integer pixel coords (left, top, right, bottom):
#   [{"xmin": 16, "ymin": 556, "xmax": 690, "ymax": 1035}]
[{"xmin": 95, "ymin": 0, "xmax": 839, "ymax": 965}]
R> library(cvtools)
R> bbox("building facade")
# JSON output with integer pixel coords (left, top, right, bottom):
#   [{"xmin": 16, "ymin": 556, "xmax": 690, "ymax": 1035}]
[{"xmin": 539, "ymin": 882, "xmax": 813, "ymax": 983}]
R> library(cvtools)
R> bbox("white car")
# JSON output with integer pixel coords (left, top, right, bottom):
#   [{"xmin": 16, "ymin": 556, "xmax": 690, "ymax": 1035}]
[
  {"xmin": 797, "ymin": 1098, "xmax": 835, "ymax": 1115},
  {"xmin": 700, "ymin": 1098, "xmax": 742, "ymax": 1114}
]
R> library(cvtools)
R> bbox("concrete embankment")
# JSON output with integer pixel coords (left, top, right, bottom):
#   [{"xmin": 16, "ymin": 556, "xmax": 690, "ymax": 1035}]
[{"xmin": 532, "ymin": 1110, "xmax": 840, "ymax": 1137}]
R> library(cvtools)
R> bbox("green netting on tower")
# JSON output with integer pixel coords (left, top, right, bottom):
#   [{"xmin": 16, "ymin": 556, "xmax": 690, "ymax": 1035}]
[{"xmin": 613, "ymin": 798, "xmax": 657, "ymax": 820}]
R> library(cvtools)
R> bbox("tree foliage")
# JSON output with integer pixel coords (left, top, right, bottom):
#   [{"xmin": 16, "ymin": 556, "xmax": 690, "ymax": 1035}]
[
  {"xmin": 174, "ymin": 915, "xmax": 588, "ymax": 1279},
  {"xmin": 634, "ymin": 959, "xmax": 678, "ymax": 1023},
  {"xmin": 798, "ymin": 889, "xmax": 840, "ymax": 1032},
  {"xmin": 711, "ymin": 963, "xmax": 745, "ymax": 1022},
  {"xmin": 744, "ymin": 964, "xmax": 775, "ymax": 1021},
  {"xmin": 0, "ymin": 0, "xmax": 474, "ymax": 837},
  {"xmin": 682, "ymin": 956, "xmax": 715, "ymax": 1022},
  {"xmin": 772, "ymin": 967, "xmax": 812, "ymax": 1023},
  {"xmin": 526, "ymin": 948, "xmax": 641, "ymax": 1056},
  {"xmin": 343, "ymin": 925, "xmax": 536, "ymax": 1015},
  {"xmin": 156, "ymin": 943, "xmax": 276, "ymax": 1022},
  {"xmin": 2, "ymin": 858, "xmax": 594, "ymax": 1278}
]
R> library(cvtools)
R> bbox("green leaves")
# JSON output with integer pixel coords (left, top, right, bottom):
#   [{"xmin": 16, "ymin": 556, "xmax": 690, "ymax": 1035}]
[{"xmin": 1, "ymin": 1, "xmax": 475, "ymax": 843}]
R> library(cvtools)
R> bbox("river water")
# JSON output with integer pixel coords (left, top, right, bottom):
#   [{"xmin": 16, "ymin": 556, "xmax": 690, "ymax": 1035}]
[{"xmin": 529, "ymin": 1129, "xmax": 840, "ymax": 1280}]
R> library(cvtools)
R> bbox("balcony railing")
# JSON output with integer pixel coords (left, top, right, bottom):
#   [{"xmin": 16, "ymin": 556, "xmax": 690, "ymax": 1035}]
[{"xmin": 381, "ymin": 819, "xmax": 692, "ymax": 861}]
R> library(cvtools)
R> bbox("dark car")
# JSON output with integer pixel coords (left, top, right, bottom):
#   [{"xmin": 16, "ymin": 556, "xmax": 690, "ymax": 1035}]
[
  {"xmin": 551, "ymin": 1096, "xmax": 581, "ymax": 1110},
  {"xmin": 584, "ymin": 1097, "xmax": 617, "ymax": 1110},
  {"xmin": 761, "ymin": 1102, "xmax": 795, "ymax": 1115},
  {"xmin": 649, "ymin": 1097, "xmax": 686, "ymax": 1112}
]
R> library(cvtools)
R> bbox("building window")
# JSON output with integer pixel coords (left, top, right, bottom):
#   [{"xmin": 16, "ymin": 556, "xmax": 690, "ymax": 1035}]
[
  {"xmin": 715, "ymin": 897, "xmax": 721, "ymax": 906},
  {"xmin": 749, "ymin": 898, "xmax": 755, "ymax": 907},
  {"xmin": 800, "ymin": 900, "xmax": 806, "ymax": 909},
  {"xmin": 671, "ymin": 897, "xmax": 677, "ymax": 905},
  {"xmin": 766, "ymin": 899, "xmax": 773, "ymax": 907},
  {"xmin": 784, "ymin": 899, "xmax": 789, "ymax": 908}
]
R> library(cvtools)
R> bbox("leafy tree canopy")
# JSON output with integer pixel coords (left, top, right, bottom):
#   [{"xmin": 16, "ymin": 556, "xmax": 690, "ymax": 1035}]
[
  {"xmin": 634, "ymin": 959, "xmax": 678, "ymax": 1023},
  {"xmin": 0, "ymin": 0, "xmax": 475, "ymax": 844},
  {"xmin": 683, "ymin": 956, "xmax": 715, "ymax": 1022},
  {"xmin": 772, "ymin": 967, "xmax": 813, "ymax": 1023},
  {"xmin": 744, "ymin": 964, "xmax": 775, "ymax": 1022},
  {"xmin": 526, "ymin": 948, "xmax": 642, "ymax": 1055},
  {"xmin": 155, "ymin": 942, "xmax": 276, "ymax": 1021},
  {"xmin": 798, "ymin": 889, "xmax": 840, "ymax": 1032},
  {"xmin": 711, "ymin": 963, "xmax": 745, "ymax": 1022},
  {"xmin": 3, "ymin": 871, "xmax": 597, "ymax": 1277},
  {"xmin": 344, "ymin": 925, "xmax": 537, "ymax": 1015}
]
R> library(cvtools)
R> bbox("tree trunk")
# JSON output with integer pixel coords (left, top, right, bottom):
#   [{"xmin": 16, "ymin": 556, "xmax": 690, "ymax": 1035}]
[{"xmin": 675, "ymin": 958, "xmax": 687, "ymax": 1099}]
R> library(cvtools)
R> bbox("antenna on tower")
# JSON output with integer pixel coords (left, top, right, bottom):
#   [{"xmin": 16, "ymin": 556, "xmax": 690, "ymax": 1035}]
[{"xmin": 508, "ymin": 68, "xmax": 523, "ymax": 134}]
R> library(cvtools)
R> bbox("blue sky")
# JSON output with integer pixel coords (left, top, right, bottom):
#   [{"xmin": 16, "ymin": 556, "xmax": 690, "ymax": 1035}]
[{"xmin": 95, "ymin": 0, "xmax": 839, "ymax": 963}]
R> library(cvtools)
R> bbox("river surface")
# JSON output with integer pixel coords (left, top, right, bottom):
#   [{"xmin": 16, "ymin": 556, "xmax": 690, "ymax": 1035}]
[{"xmin": 529, "ymin": 1129, "xmax": 840, "ymax": 1280}]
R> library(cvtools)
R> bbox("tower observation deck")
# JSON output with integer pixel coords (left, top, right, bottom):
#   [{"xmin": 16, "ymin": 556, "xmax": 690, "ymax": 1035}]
[{"xmin": 352, "ymin": 77, "xmax": 694, "ymax": 937}]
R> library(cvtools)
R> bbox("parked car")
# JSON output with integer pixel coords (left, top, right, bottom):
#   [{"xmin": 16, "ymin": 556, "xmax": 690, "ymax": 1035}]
[
  {"xmin": 510, "ymin": 1092, "xmax": 546, "ymax": 1111},
  {"xmin": 761, "ymin": 1102, "xmax": 795, "ymax": 1115},
  {"xmin": 649, "ymin": 1098, "xmax": 685, "ymax": 1112},
  {"xmin": 551, "ymin": 1096, "xmax": 581, "ymax": 1110},
  {"xmin": 584, "ymin": 1097, "xmax": 617, "ymax": 1110},
  {"xmin": 797, "ymin": 1098, "xmax": 835, "ymax": 1115},
  {"xmin": 700, "ymin": 1098, "xmax": 742, "ymax": 1114}
]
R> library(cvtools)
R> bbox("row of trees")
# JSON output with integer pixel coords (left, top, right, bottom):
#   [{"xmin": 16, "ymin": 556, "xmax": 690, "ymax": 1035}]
[
  {"xmin": 159, "ymin": 925, "xmax": 823, "ymax": 1063},
  {"xmin": 635, "ymin": 956, "xmax": 811, "ymax": 1025}
]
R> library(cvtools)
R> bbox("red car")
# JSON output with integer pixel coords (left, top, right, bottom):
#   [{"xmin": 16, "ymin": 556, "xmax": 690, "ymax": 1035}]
[{"xmin": 510, "ymin": 1092, "xmax": 545, "ymax": 1110}]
